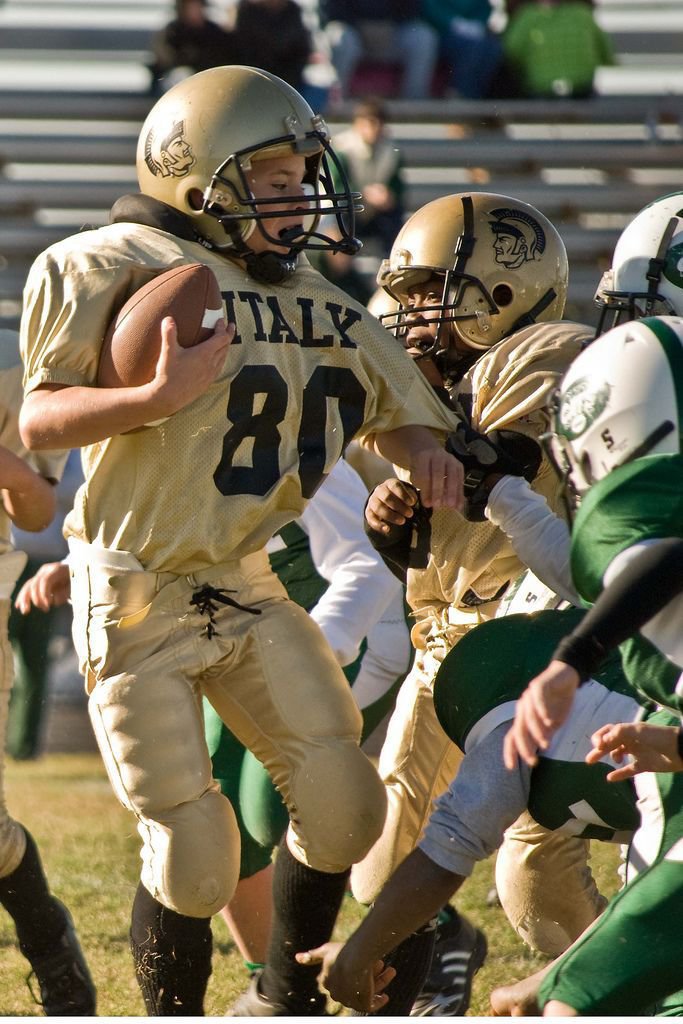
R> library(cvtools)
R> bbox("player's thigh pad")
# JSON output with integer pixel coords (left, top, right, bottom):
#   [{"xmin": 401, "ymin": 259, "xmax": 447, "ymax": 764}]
[
  {"xmin": 0, "ymin": 602, "xmax": 27, "ymax": 877},
  {"xmin": 88, "ymin": 663, "xmax": 240, "ymax": 918},
  {"xmin": 204, "ymin": 598, "xmax": 387, "ymax": 874},
  {"xmin": 496, "ymin": 810, "xmax": 606, "ymax": 957},
  {"xmin": 351, "ymin": 655, "xmax": 462, "ymax": 904}
]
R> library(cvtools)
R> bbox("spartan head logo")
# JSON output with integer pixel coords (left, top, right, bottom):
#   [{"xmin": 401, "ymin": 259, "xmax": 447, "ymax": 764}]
[
  {"xmin": 144, "ymin": 120, "xmax": 196, "ymax": 179},
  {"xmin": 489, "ymin": 207, "xmax": 546, "ymax": 269},
  {"xmin": 558, "ymin": 378, "xmax": 611, "ymax": 441}
]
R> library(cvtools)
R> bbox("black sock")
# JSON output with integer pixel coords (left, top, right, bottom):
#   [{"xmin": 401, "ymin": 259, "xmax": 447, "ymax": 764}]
[
  {"xmin": 259, "ymin": 838, "xmax": 349, "ymax": 1011},
  {"xmin": 360, "ymin": 917, "xmax": 438, "ymax": 1017},
  {"xmin": 130, "ymin": 881, "xmax": 212, "ymax": 1016},
  {"xmin": 0, "ymin": 828, "xmax": 67, "ymax": 957}
]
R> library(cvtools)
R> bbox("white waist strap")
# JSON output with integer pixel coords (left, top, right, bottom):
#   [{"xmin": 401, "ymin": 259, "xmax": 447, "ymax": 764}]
[
  {"xmin": 66, "ymin": 537, "xmax": 269, "ymax": 587},
  {"xmin": 67, "ymin": 537, "xmax": 144, "ymax": 574}
]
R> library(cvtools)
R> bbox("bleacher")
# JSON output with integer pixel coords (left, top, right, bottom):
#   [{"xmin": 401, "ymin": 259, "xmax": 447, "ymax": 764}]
[{"xmin": 1, "ymin": 0, "xmax": 682, "ymax": 329}]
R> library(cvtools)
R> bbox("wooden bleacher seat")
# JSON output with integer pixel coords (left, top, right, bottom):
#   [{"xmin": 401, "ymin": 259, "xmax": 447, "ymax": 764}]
[{"xmin": 0, "ymin": 0, "xmax": 681, "ymax": 332}]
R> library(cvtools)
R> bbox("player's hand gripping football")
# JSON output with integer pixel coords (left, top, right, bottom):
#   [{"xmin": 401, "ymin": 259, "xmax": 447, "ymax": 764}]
[
  {"xmin": 146, "ymin": 317, "xmax": 234, "ymax": 419},
  {"xmin": 586, "ymin": 720, "xmax": 683, "ymax": 780},
  {"xmin": 503, "ymin": 660, "xmax": 581, "ymax": 769},
  {"xmin": 296, "ymin": 941, "xmax": 396, "ymax": 1014}
]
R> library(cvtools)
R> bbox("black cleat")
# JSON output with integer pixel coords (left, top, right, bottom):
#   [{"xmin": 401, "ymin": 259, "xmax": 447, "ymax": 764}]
[
  {"xmin": 229, "ymin": 971, "xmax": 329, "ymax": 1017},
  {"xmin": 410, "ymin": 914, "xmax": 487, "ymax": 1017},
  {"xmin": 24, "ymin": 901, "xmax": 96, "ymax": 1016}
]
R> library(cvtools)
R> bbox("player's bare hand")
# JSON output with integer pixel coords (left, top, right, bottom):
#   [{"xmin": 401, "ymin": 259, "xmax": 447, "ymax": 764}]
[
  {"xmin": 587, "ymin": 721, "xmax": 683, "ymax": 781},
  {"xmin": 409, "ymin": 444, "xmax": 464, "ymax": 511},
  {"xmin": 15, "ymin": 560, "xmax": 70, "ymax": 614},
  {"xmin": 365, "ymin": 478, "xmax": 418, "ymax": 533},
  {"xmin": 490, "ymin": 975, "xmax": 542, "ymax": 1016},
  {"xmin": 503, "ymin": 660, "xmax": 580, "ymax": 770},
  {"xmin": 147, "ymin": 317, "xmax": 234, "ymax": 416},
  {"xmin": 296, "ymin": 942, "xmax": 396, "ymax": 1014}
]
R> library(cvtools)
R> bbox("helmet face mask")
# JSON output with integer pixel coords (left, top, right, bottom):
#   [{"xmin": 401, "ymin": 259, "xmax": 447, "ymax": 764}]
[
  {"xmin": 137, "ymin": 66, "xmax": 362, "ymax": 263},
  {"xmin": 595, "ymin": 192, "xmax": 683, "ymax": 335},
  {"xmin": 548, "ymin": 315, "xmax": 683, "ymax": 515},
  {"xmin": 202, "ymin": 132, "xmax": 360, "ymax": 255},
  {"xmin": 376, "ymin": 192, "xmax": 568, "ymax": 378}
]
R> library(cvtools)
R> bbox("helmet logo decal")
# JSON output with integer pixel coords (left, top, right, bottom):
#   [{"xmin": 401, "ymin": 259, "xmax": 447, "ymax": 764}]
[
  {"xmin": 489, "ymin": 207, "xmax": 546, "ymax": 269},
  {"xmin": 664, "ymin": 240, "xmax": 683, "ymax": 290},
  {"xmin": 144, "ymin": 121, "xmax": 196, "ymax": 179},
  {"xmin": 558, "ymin": 378, "xmax": 611, "ymax": 440}
]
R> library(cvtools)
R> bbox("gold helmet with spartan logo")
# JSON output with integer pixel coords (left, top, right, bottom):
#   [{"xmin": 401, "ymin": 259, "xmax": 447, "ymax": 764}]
[
  {"xmin": 376, "ymin": 192, "xmax": 568, "ymax": 354},
  {"xmin": 136, "ymin": 65, "xmax": 361, "ymax": 259}
]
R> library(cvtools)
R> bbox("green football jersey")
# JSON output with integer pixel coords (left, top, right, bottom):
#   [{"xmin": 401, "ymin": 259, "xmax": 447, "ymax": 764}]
[{"xmin": 571, "ymin": 454, "xmax": 683, "ymax": 714}]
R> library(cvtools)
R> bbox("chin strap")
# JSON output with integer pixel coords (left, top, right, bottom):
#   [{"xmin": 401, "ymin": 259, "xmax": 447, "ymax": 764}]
[
  {"xmin": 220, "ymin": 217, "xmax": 300, "ymax": 284},
  {"xmin": 509, "ymin": 286, "xmax": 558, "ymax": 332},
  {"xmin": 243, "ymin": 250, "xmax": 299, "ymax": 285}
]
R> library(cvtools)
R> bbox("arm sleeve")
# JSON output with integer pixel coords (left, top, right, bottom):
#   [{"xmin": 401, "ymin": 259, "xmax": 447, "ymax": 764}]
[
  {"xmin": 554, "ymin": 538, "xmax": 683, "ymax": 678},
  {"xmin": 485, "ymin": 474, "xmax": 579, "ymax": 605},
  {"xmin": 419, "ymin": 721, "xmax": 531, "ymax": 877},
  {"xmin": 300, "ymin": 460, "xmax": 403, "ymax": 666}
]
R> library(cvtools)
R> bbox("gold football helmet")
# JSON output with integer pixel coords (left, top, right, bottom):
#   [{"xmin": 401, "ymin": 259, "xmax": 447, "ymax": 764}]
[
  {"xmin": 376, "ymin": 192, "xmax": 568, "ymax": 362},
  {"xmin": 136, "ymin": 65, "xmax": 361, "ymax": 264}
]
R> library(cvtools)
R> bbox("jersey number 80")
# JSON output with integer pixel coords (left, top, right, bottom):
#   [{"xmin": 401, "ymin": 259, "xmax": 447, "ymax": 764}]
[{"xmin": 214, "ymin": 364, "xmax": 367, "ymax": 499}]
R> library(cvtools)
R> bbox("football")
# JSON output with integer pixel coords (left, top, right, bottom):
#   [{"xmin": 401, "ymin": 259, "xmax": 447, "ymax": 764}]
[{"xmin": 97, "ymin": 263, "xmax": 224, "ymax": 388}]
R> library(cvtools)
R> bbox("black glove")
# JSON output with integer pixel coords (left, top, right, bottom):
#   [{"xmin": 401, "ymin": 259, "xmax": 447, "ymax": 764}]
[
  {"xmin": 363, "ymin": 483, "xmax": 432, "ymax": 580},
  {"xmin": 446, "ymin": 422, "xmax": 542, "ymax": 521}
]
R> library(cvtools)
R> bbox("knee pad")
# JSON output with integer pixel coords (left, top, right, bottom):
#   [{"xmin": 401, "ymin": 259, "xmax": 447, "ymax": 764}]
[
  {"xmin": 287, "ymin": 741, "xmax": 386, "ymax": 874},
  {"xmin": 496, "ymin": 818, "xmax": 606, "ymax": 957},
  {"xmin": 0, "ymin": 814, "xmax": 26, "ymax": 878},
  {"xmin": 138, "ymin": 789, "xmax": 240, "ymax": 918}
]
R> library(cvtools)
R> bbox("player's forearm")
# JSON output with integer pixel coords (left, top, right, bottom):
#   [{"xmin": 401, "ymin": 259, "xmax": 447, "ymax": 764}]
[
  {"xmin": 371, "ymin": 425, "xmax": 464, "ymax": 509},
  {"xmin": 371, "ymin": 425, "xmax": 438, "ymax": 469},
  {"xmin": 19, "ymin": 382, "xmax": 171, "ymax": 449},
  {"xmin": 343, "ymin": 849, "xmax": 461, "ymax": 967},
  {"xmin": 554, "ymin": 538, "xmax": 683, "ymax": 679}
]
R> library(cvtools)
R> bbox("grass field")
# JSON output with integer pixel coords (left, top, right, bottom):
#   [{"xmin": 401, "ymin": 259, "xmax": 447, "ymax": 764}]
[{"xmin": 0, "ymin": 752, "xmax": 621, "ymax": 1017}]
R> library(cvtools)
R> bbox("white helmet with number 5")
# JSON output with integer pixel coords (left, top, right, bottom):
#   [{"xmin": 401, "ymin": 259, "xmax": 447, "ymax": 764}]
[
  {"xmin": 595, "ymin": 192, "xmax": 683, "ymax": 333},
  {"xmin": 549, "ymin": 315, "xmax": 683, "ymax": 507}
]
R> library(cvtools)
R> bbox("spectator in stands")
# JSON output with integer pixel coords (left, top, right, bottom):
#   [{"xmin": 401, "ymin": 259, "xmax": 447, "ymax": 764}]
[
  {"xmin": 148, "ymin": 0, "xmax": 239, "ymax": 95},
  {"xmin": 320, "ymin": 1, "xmax": 439, "ymax": 101},
  {"xmin": 226, "ymin": 0, "xmax": 314, "ymax": 98},
  {"xmin": 332, "ymin": 98, "xmax": 405, "ymax": 256},
  {"xmin": 502, "ymin": 0, "xmax": 615, "ymax": 98},
  {"xmin": 420, "ymin": 0, "xmax": 504, "ymax": 99}
]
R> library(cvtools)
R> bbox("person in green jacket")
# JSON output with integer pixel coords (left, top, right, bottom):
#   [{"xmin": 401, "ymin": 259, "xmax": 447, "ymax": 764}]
[{"xmin": 502, "ymin": 0, "xmax": 615, "ymax": 99}]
